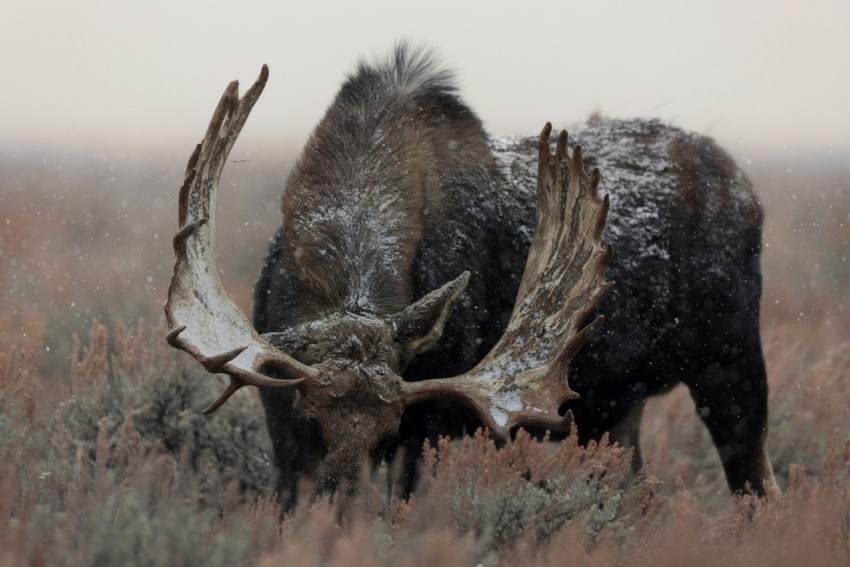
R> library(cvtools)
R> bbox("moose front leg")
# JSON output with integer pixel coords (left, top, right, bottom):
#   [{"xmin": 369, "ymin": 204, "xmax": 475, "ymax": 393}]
[{"xmin": 259, "ymin": 388, "xmax": 323, "ymax": 510}]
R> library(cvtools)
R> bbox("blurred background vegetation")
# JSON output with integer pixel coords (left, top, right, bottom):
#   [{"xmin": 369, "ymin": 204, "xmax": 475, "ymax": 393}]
[{"xmin": 1, "ymin": 147, "xmax": 848, "ymax": 564}]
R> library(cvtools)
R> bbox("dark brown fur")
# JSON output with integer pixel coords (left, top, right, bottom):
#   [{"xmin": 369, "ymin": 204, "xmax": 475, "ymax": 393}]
[{"xmin": 253, "ymin": 45, "xmax": 773, "ymax": 505}]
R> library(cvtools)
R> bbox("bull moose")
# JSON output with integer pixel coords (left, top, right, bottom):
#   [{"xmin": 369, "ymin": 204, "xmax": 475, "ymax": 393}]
[{"xmin": 165, "ymin": 45, "xmax": 774, "ymax": 506}]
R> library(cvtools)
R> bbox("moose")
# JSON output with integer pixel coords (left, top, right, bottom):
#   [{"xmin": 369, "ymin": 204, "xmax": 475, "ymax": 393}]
[{"xmin": 165, "ymin": 46, "xmax": 774, "ymax": 505}]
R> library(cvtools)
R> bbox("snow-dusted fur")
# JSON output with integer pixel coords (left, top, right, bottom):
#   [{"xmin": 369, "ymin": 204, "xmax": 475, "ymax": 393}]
[{"xmin": 253, "ymin": 45, "xmax": 771, "ymax": 502}]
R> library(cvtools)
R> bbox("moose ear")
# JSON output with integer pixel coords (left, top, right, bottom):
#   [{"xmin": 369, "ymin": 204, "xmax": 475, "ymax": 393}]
[{"xmin": 389, "ymin": 272, "xmax": 470, "ymax": 356}]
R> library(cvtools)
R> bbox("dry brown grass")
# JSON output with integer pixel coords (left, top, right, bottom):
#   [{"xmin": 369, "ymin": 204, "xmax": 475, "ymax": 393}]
[{"xmin": 1, "ymin": 150, "xmax": 848, "ymax": 564}]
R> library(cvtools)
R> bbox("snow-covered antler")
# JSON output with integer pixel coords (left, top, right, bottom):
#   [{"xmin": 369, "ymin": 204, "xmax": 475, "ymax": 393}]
[
  {"xmin": 164, "ymin": 66, "xmax": 320, "ymax": 414},
  {"xmin": 400, "ymin": 124, "xmax": 613, "ymax": 440}
]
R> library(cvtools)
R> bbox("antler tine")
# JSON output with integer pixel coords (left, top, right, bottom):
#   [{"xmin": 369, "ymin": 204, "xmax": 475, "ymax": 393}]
[
  {"xmin": 400, "ymin": 124, "xmax": 612, "ymax": 440},
  {"xmin": 165, "ymin": 66, "xmax": 322, "ymax": 413},
  {"xmin": 202, "ymin": 379, "xmax": 243, "ymax": 415},
  {"xmin": 185, "ymin": 142, "xmax": 202, "ymax": 176},
  {"xmin": 534, "ymin": 123, "xmax": 556, "ymax": 238},
  {"xmin": 200, "ymin": 81, "xmax": 238, "ymax": 163}
]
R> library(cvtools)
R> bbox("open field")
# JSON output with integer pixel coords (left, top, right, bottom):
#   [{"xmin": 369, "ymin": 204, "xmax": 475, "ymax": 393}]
[{"xmin": 1, "ymin": 147, "xmax": 848, "ymax": 565}]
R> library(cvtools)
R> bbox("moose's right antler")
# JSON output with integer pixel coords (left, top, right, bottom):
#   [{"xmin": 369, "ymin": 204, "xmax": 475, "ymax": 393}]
[
  {"xmin": 400, "ymin": 124, "xmax": 613, "ymax": 440},
  {"xmin": 164, "ymin": 65, "xmax": 321, "ymax": 414}
]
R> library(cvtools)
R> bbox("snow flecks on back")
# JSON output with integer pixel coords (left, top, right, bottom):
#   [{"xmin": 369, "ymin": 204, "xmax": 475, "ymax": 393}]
[
  {"xmin": 492, "ymin": 117, "xmax": 760, "ymax": 274},
  {"xmin": 491, "ymin": 119, "xmax": 681, "ymax": 276}
]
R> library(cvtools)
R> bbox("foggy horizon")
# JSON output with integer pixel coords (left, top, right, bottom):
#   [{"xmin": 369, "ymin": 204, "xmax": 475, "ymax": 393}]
[{"xmin": 1, "ymin": 0, "xmax": 848, "ymax": 166}]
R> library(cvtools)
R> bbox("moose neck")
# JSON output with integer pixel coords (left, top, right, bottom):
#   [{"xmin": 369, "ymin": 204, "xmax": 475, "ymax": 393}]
[
  {"xmin": 279, "ymin": 49, "xmax": 490, "ymax": 321},
  {"xmin": 281, "ymin": 109, "xmax": 426, "ymax": 318}
]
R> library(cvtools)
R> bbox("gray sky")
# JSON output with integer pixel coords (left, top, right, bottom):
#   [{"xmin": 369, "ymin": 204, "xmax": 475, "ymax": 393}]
[{"xmin": 1, "ymin": 0, "xmax": 848, "ymax": 161}]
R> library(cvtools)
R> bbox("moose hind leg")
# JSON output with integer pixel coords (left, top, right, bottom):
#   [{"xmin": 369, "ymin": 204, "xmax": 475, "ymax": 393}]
[{"xmin": 687, "ymin": 336, "xmax": 774, "ymax": 495}]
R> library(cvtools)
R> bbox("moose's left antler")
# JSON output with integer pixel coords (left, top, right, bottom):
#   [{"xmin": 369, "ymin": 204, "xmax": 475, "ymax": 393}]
[{"xmin": 400, "ymin": 123, "xmax": 613, "ymax": 440}]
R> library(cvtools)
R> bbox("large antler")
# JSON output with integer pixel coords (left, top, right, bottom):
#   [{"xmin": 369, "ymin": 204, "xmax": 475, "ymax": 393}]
[
  {"xmin": 400, "ymin": 124, "xmax": 612, "ymax": 440},
  {"xmin": 164, "ymin": 66, "xmax": 320, "ymax": 414}
]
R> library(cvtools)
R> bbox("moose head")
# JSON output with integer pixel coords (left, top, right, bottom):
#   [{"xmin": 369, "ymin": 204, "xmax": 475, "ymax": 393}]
[{"xmin": 164, "ymin": 66, "xmax": 611, "ymax": 496}]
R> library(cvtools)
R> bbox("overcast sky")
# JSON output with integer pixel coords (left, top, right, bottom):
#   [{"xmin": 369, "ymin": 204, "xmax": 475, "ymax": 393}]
[{"xmin": 1, "ymin": 0, "xmax": 848, "ymax": 161}]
